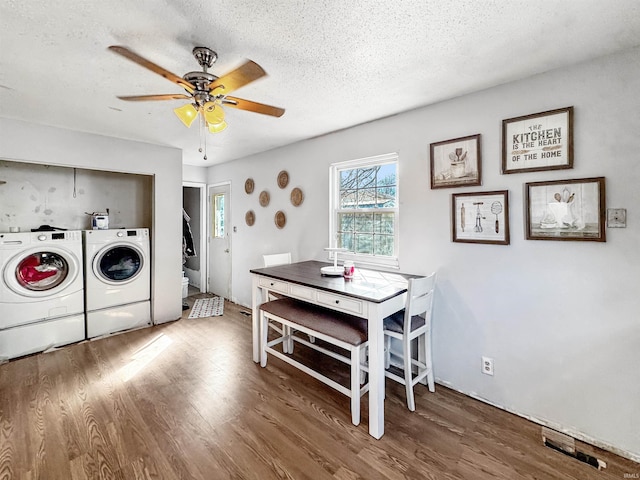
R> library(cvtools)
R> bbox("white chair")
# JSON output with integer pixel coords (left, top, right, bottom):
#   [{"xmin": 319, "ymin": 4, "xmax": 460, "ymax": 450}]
[
  {"xmin": 263, "ymin": 252, "xmax": 292, "ymax": 268},
  {"xmin": 262, "ymin": 253, "xmax": 292, "ymax": 302},
  {"xmin": 383, "ymin": 273, "xmax": 436, "ymax": 411}
]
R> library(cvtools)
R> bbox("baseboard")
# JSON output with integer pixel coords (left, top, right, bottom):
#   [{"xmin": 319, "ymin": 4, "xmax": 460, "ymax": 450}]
[{"xmin": 435, "ymin": 378, "xmax": 640, "ymax": 464}]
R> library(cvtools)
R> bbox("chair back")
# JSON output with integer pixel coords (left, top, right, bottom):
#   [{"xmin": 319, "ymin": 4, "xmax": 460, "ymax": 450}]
[
  {"xmin": 263, "ymin": 252, "xmax": 292, "ymax": 267},
  {"xmin": 404, "ymin": 273, "xmax": 436, "ymax": 332}
]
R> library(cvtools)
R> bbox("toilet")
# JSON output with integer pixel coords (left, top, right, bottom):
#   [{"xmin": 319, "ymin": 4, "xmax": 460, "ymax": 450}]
[{"xmin": 182, "ymin": 275, "xmax": 189, "ymax": 298}]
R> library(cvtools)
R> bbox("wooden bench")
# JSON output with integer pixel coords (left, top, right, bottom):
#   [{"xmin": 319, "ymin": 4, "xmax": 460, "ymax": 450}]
[{"xmin": 259, "ymin": 297, "xmax": 369, "ymax": 425}]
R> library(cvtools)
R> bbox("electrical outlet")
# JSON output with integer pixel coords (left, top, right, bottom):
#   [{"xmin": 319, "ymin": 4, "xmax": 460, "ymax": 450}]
[{"xmin": 482, "ymin": 356, "xmax": 494, "ymax": 376}]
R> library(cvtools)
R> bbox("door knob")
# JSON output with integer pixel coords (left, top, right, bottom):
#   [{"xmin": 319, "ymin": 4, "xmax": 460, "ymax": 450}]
[{"xmin": 224, "ymin": 249, "xmax": 230, "ymax": 253}]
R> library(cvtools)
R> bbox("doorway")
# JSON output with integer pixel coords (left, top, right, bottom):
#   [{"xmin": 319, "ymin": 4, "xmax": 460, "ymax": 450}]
[
  {"xmin": 182, "ymin": 182, "xmax": 207, "ymax": 294},
  {"xmin": 208, "ymin": 182, "xmax": 232, "ymax": 300}
]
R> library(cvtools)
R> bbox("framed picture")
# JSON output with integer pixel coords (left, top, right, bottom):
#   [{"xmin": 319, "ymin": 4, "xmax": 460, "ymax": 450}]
[
  {"xmin": 502, "ymin": 106, "xmax": 573, "ymax": 174},
  {"xmin": 430, "ymin": 134, "xmax": 481, "ymax": 189},
  {"xmin": 452, "ymin": 190, "xmax": 509, "ymax": 245},
  {"xmin": 525, "ymin": 177, "xmax": 606, "ymax": 242}
]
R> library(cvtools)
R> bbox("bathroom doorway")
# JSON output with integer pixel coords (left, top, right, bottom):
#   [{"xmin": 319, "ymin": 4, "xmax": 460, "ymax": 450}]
[{"xmin": 182, "ymin": 182, "xmax": 207, "ymax": 294}]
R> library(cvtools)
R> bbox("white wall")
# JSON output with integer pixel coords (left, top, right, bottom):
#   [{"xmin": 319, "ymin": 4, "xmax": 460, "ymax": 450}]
[
  {"xmin": 182, "ymin": 164, "xmax": 207, "ymax": 183},
  {"xmin": 0, "ymin": 119, "xmax": 183, "ymax": 324},
  {"xmin": 208, "ymin": 47, "xmax": 640, "ymax": 460}
]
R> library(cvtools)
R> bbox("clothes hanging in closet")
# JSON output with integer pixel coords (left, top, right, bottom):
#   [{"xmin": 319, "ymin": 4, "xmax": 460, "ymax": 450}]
[{"xmin": 182, "ymin": 209, "xmax": 196, "ymax": 265}]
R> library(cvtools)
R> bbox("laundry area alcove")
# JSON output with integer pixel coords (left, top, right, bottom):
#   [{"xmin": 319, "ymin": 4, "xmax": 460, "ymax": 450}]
[
  {"xmin": 0, "ymin": 159, "xmax": 154, "ymax": 359},
  {"xmin": 0, "ymin": 160, "xmax": 152, "ymax": 231}
]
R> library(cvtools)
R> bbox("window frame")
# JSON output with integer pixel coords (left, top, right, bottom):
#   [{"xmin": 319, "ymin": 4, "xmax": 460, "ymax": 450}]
[{"xmin": 329, "ymin": 152, "xmax": 399, "ymax": 269}]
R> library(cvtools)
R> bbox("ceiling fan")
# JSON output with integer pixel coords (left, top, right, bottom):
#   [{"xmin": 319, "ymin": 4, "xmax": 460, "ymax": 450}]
[{"xmin": 109, "ymin": 45, "xmax": 285, "ymax": 134}]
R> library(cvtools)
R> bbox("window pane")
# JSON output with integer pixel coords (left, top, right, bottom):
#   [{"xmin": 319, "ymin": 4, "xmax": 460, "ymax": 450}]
[
  {"xmin": 338, "ymin": 232, "xmax": 354, "ymax": 251},
  {"xmin": 356, "ymin": 188, "xmax": 377, "ymax": 208},
  {"xmin": 374, "ymin": 235, "xmax": 394, "ymax": 256},
  {"xmin": 377, "ymin": 163, "xmax": 396, "ymax": 184},
  {"xmin": 356, "ymin": 168, "xmax": 377, "ymax": 188},
  {"xmin": 354, "ymin": 213, "xmax": 373, "ymax": 233},
  {"xmin": 340, "ymin": 189, "xmax": 357, "ymax": 209},
  {"xmin": 376, "ymin": 186, "xmax": 396, "ymax": 207},
  {"xmin": 374, "ymin": 213, "xmax": 394, "ymax": 234},
  {"xmin": 355, "ymin": 234, "xmax": 373, "ymax": 254},
  {"xmin": 340, "ymin": 169, "xmax": 357, "ymax": 189},
  {"xmin": 339, "ymin": 213, "xmax": 354, "ymax": 232}
]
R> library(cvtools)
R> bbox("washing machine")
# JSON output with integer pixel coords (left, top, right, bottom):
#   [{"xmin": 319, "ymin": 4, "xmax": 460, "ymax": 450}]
[
  {"xmin": 83, "ymin": 228, "xmax": 151, "ymax": 338},
  {"xmin": 0, "ymin": 230, "xmax": 85, "ymax": 360}
]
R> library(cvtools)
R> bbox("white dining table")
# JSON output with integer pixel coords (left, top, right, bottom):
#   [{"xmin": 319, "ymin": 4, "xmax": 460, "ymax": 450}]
[{"xmin": 250, "ymin": 260, "xmax": 420, "ymax": 439}]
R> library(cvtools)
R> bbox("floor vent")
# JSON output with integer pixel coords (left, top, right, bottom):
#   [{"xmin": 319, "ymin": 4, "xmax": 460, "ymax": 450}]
[{"xmin": 542, "ymin": 427, "xmax": 606, "ymax": 470}]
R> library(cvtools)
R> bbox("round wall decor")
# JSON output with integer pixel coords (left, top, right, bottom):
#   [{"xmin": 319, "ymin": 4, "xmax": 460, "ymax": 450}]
[
  {"xmin": 277, "ymin": 170, "xmax": 289, "ymax": 189},
  {"xmin": 259, "ymin": 190, "xmax": 270, "ymax": 207},
  {"xmin": 274, "ymin": 210, "xmax": 286, "ymax": 229},
  {"xmin": 245, "ymin": 210, "xmax": 255, "ymax": 226},
  {"xmin": 290, "ymin": 187, "xmax": 304, "ymax": 206},
  {"xmin": 245, "ymin": 178, "xmax": 255, "ymax": 194}
]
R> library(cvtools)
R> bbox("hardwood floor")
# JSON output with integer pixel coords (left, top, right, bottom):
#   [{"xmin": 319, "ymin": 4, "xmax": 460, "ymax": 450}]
[{"xmin": 1, "ymin": 296, "xmax": 638, "ymax": 479}]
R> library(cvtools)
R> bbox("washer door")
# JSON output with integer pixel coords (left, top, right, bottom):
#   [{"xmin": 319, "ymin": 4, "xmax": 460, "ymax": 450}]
[
  {"xmin": 93, "ymin": 243, "xmax": 144, "ymax": 285},
  {"xmin": 4, "ymin": 247, "xmax": 80, "ymax": 298}
]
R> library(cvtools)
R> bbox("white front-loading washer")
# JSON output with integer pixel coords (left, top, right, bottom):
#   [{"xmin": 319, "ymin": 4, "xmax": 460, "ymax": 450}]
[
  {"xmin": 83, "ymin": 228, "xmax": 151, "ymax": 338},
  {"xmin": 0, "ymin": 230, "xmax": 85, "ymax": 360}
]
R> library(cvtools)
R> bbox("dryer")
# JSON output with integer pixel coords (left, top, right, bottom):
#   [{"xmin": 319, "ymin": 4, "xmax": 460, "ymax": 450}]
[
  {"xmin": 0, "ymin": 230, "xmax": 85, "ymax": 360},
  {"xmin": 83, "ymin": 228, "xmax": 151, "ymax": 338}
]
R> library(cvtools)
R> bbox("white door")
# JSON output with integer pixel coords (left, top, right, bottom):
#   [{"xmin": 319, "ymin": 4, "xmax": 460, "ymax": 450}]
[{"xmin": 208, "ymin": 183, "xmax": 231, "ymax": 299}]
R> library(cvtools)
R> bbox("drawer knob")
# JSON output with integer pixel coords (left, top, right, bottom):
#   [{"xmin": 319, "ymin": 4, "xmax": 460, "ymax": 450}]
[
  {"xmin": 335, "ymin": 300, "xmax": 340, "ymax": 304},
  {"xmin": 270, "ymin": 282, "xmax": 275, "ymax": 286}
]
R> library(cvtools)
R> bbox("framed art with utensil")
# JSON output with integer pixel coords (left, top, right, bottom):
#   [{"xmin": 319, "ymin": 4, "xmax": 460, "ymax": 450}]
[
  {"xmin": 452, "ymin": 190, "xmax": 509, "ymax": 245},
  {"xmin": 430, "ymin": 134, "xmax": 482, "ymax": 189},
  {"xmin": 502, "ymin": 106, "xmax": 573, "ymax": 174},
  {"xmin": 525, "ymin": 177, "xmax": 605, "ymax": 241}
]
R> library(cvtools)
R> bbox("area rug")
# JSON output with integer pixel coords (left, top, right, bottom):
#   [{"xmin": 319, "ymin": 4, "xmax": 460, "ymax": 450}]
[{"xmin": 188, "ymin": 296, "xmax": 224, "ymax": 318}]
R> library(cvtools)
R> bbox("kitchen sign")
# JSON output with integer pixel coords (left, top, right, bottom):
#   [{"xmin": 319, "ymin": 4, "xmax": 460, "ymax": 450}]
[{"xmin": 502, "ymin": 106, "xmax": 573, "ymax": 174}]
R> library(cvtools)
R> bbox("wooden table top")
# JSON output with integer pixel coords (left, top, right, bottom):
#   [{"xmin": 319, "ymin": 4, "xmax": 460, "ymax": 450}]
[{"xmin": 250, "ymin": 260, "xmax": 421, "ymax": 303}]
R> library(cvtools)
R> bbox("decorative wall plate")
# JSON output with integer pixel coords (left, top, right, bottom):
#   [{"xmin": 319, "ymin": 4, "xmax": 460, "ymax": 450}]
[
  {"xmin": 245, "ymin": 178, "xmax": 255, "ymax": 194},
  {"xmin": 245, "ymin": 210, "xmax": 255, "ymax": 226},
  {"xmin": 290, "ymin": 187, "xmax": 304, "ymax": 206},
  {"xmin": 259, "ymin": 190, "xmax": 270, "ymax": 207},
  {"xmin": 274, "ymin": 210, "xmax": 286, "ymax": 229},
  {"xmin": 277, "ymin": 170, "xmax": 289, "ymax": 189}
]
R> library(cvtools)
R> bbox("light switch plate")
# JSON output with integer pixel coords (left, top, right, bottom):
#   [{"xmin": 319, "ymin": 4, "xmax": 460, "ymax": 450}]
[{"xmin": 607, "ymin": 208, "xmax": 626, "ymax": 228}]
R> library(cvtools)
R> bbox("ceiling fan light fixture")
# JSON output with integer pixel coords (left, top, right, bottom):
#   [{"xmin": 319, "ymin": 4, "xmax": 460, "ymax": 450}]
[
  {"xmin": 203, "ymin": 102, "xmax": 225, "ymax": 125},
  {"xmin": 207, "ymin": 120, "xmax": 228, "ymax": 134},
  {"xmin": 174, "ymin": 103, "xmax": 199, "ymax": 127}
]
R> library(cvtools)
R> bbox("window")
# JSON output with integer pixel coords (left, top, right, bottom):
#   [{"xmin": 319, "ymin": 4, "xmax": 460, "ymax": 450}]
[
  {"xmin": 212, "ymin": 193, "xmax": 225, "ymax": 238},
  {"xmin": 329, "ymin": 153, "xmax": 399, "ymax": 268}
]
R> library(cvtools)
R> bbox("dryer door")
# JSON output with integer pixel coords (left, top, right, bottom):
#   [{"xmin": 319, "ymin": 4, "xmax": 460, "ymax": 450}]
[
  {"xmin": 94, "ymin": 244, "xmax": 144, "ymax": 285},
  {"xmin": 4, "ymin": 248, "xmax": 80, "ymax": 298}
]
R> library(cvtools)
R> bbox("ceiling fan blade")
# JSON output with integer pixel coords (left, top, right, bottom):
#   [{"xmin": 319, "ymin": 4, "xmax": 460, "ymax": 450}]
[
  {"xmin": 209, "ymin": 61, "xmax": 267, "ymax": 95},
  {"xmin": 116, "ymin": 94, "xmax": 192, "ymax": 102},
  {"xmin": 222, "ymin": 97, "xmax": 285, "ymax": 117},
  {"xmin": 109, "ymin": 45, "xmax": 195, "ymax": 94}
]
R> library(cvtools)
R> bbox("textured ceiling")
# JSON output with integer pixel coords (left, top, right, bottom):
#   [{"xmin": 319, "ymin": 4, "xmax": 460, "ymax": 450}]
[{"xmin": 1, "ymin": 1, "xmax": 639, "ymax": 167}]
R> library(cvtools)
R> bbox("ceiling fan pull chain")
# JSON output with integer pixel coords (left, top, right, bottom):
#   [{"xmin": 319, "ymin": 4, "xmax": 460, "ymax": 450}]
[
  {"xmin": 198, "ymin": 113, "xmax": 204, "ymax": 154},
  {"xmin": 198, "ymin": 113, "xmax": 208, "ymax": 161},
  {"xmin": 204, "ymin": 136, "xmax": 208, "ymax": 161}
]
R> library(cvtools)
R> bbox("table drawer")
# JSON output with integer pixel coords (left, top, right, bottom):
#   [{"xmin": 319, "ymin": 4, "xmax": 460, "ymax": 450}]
[
  {"xmin": 289, "ymin": 284, "xmax": 315, "ymax": 301},
  {"xmin": 259, "ymin": 277, "xmax": 289, "ymax": 295},
  {"xmin": 316, "ymin": 291, "xmax": 364, "ymax": 316}
]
